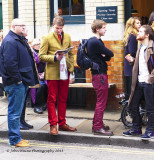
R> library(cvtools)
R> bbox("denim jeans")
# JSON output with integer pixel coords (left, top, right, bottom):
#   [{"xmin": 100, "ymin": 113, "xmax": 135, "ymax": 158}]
[
  {"xmin": 5, "ymin": 83, "xmax": 28, "ymax": 145},
  {"xmin": 129, "ymin": 82, "xmax": 154, "ymax": 132}
]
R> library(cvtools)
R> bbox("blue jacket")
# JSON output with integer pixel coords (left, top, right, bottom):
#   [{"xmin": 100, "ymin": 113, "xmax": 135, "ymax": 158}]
[
  {"xmin": 124, "ymin": 34, "xmax": 138, "ymax": 76},
  {"xmin": 0, "ymin": 30, "xmax": 39, "ymax": 87}
]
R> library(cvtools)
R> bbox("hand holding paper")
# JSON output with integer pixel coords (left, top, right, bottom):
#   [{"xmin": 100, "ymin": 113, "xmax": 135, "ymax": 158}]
[
  {"xmin": 56, "ymin": 53, "xmax": 63, "ymax": 61},
  {"xmin": 55, "ymin": 46, "xmax": 74, "ymax": 55}
]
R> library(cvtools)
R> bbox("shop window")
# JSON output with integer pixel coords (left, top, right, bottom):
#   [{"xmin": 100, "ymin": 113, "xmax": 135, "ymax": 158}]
[
  {"xmin": 50, "ymin": 0, "xmax": 85, "ymax": 25},
  {"xmin": 58, "ymin": 0, "xmax": 84, "ymax": 15}
]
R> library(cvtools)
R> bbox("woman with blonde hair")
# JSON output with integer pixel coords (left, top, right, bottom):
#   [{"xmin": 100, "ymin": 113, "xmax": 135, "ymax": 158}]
[
  {"xmin": 148, "ymin": 11, "xmax": 154, "ymax": 30},
  {"xmin": 123, "ymin": 17, "xmax": 141, "ymax": 100}
]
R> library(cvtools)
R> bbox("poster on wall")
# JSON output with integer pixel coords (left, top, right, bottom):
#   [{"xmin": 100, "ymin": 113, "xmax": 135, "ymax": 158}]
[{"xmin": 96, "ymin": 6, "xmax": 117, "ymax": 23}]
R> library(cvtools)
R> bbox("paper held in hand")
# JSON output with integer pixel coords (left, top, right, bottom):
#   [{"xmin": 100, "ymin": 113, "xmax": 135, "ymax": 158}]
[{"xmin": 55, "ymin": 46, "xmax": 74, "ymax": 55}]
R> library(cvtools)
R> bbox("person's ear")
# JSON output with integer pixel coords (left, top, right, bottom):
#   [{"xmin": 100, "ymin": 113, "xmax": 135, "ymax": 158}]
[
  {"xmin": 145, "ymin": 33, "xmax": 149, "ymax": 38},
  {"xmin": 96, "ymin": 28, "xmax": 100, "ymax": 33},
  {"xmin": 12, "ymin": 25, "xmax": 16, "ymax": 31}
]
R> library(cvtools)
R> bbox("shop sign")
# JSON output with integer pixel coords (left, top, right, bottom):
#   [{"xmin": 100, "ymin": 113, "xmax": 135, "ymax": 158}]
[{"xmin": 96, "ymin": 6, "xmax": 117, "ymax": 23}]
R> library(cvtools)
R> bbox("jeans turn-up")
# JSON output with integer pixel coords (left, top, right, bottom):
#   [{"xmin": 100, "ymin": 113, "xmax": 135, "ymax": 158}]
[{"xmin": 5, "ymin": 83, "xmax": 28, "ymax": 145}]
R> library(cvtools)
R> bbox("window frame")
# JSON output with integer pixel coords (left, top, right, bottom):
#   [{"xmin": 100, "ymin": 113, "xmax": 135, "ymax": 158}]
[
  {"xmin": 50, "ymin": 0, "xmax": 85, "ymax": 25},
  {"xmin": 0, "ymin": 1, "xmax": 2, "ymax": 29}
]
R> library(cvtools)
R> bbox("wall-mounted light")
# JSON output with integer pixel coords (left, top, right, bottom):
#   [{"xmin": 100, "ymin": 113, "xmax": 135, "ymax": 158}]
[{"xmin": 131, "ymin": 5, "xmax": 138, "ymax": 14}]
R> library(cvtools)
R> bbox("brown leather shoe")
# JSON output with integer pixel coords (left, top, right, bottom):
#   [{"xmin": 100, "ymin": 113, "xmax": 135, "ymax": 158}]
[
  {"xmin": 103, "ymin": 123, "xmax": 110, "ymax": 131},
  {"xmin": 59, "ymin": 124, "xmax": 77, "ymax": 132},
  {"xmin": 50, "ymin": 125, "xmax": 58, "ymax": 135},
  {"xmin": 93, "ymin": 128, "xmax": 113, "ymax": 136},
  {"xmin": 15, "ymin": 140, "xmax": 30, "ymax": 147}
]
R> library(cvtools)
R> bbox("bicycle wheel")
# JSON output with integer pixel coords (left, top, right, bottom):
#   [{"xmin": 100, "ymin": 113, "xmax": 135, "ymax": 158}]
[{"xmin": 121, "ymin": 104, "xmax": 133, "ymax": 127}]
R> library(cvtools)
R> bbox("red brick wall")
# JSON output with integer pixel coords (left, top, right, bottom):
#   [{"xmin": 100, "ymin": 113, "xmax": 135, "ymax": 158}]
[{"xmin": 72, "ymin": 40, "xmax": 125, "ymax": 109}]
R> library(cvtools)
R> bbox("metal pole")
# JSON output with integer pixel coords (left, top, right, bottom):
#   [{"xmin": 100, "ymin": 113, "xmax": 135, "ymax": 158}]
[{"xmin": 33, "ymin": 0, "xmax": 36, "ymax": 38}]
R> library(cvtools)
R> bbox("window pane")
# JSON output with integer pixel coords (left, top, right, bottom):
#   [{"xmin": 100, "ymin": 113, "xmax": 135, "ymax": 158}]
[
  {"xmin": 72, "ymin": 0, "xmax": 84, "ymax": 15},
  {"xmin": 58, "ymin": 0, "xmax": 69, "ymax": 15}
]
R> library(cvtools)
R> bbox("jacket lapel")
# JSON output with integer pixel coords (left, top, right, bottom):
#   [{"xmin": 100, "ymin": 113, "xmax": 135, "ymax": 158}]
[
  {"xmin": 53, "ymin": 32, "xmax": 63, "ymax": 45},
  {"xmin": 145, "ymin": 40, "xmax": 154, "ymax": 63}
]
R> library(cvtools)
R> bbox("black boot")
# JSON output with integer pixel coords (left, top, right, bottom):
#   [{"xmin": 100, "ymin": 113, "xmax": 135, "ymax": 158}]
[
  {"xmin": 20, "ymin": 103, "xmax": 33, "ymax": 129},
  {"xmin": 34, "ymin": 106, "xmax": 43, "ymax": 114},
  {"xmin": 20, "ymin": 122, "xmax": 29, "ymax": 130},
  {"xmin": 42, "ymin": 103, "xmax": 47, "ymax": 111}
]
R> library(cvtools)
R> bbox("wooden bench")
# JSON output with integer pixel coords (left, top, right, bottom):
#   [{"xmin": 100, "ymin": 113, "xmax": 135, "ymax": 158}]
[{"xmin": 69, "ymin": 83, "xmax": 115, "ymax": 88}]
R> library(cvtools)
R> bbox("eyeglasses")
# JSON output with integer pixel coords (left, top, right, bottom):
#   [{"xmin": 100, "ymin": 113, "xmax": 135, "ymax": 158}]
[
  {"xmin": 15, "ymin": 25, "xmax": 26, "ymax": 28},
  {"xmin": 34, "ymin": 44, "xmax": 40, "ymax": 46}
]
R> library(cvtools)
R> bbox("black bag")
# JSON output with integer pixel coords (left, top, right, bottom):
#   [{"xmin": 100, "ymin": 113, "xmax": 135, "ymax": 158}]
[
  {"xmin": 77, "ymin": 38, "xmax": 100, "ymax": 71},
  {"xmin": 77, "ymin": 39, "xmax": 92, "ymax": 70}
]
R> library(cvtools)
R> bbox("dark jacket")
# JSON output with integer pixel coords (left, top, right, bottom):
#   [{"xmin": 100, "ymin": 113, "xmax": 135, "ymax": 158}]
[
  {"xmin": 128, "ymin": 40, "xmax": 154, "ymax": 106},
  {"xmin": 0, "ymin": 30, "xmax": 39, "ymax": 87},
  {"xmin": 87, "ymin": 37, "xmax": 114, "ymax": 75},
  {"xmin": 124, "ymin": 34, "xmax": 138, "ymax": 76}
]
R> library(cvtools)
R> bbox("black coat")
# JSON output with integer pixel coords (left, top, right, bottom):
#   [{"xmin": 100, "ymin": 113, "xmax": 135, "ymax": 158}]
[
  {"xmin": 0, "ymin": 30, "xmax": 39, "ymax": 87},
  {"xmin": 87, "ymin": 37, "xmax": 114, "ymax": 75}
]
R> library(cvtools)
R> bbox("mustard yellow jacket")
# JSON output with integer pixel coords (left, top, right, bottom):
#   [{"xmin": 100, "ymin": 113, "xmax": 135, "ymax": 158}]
[{"xmin": 39, "ymin": 32, "xmax": 74, "ymax": 80}]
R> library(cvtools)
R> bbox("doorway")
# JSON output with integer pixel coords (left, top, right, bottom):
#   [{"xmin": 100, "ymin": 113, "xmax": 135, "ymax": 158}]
[{"xmin": 132, "ymin": 0, "xmax": 154, "ymax": 24}]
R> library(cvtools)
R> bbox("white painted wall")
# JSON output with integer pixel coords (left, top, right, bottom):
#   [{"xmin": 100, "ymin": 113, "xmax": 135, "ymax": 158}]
[{"xmin": 48, "ymin": 23, "xmax": 124, "ymax": 41}]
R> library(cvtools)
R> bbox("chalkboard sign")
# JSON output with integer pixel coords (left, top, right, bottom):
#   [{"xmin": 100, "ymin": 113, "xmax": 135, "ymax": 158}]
[{"xmin": 96, "ymin": 6, "xmax": 117, "ymax": 23}]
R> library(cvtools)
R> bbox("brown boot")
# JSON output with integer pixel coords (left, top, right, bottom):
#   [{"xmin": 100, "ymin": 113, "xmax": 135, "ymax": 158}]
[
  {"xmin": 15, "ymin": 140, "xmax": 30, "ymax": 147},
  {"xmin": 93, "ymin": 128, "xmax": 113, "ymax": 136},
  {"xmin": 103, "ymin": 123, "xmax": 110, "ymax": 131},
  {"xmin": 59, "ymin": 124, "xmax": 77, "ymax": 132},
  {"xmin": 50, "ymin": 125, "xmax": 58, "ymax": 135}
]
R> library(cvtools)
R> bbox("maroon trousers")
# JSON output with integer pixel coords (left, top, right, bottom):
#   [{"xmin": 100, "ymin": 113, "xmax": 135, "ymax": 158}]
[
  {"xmin": 92, "ymin": 74, "xmax": 108, "ymax": 130},
  {"xmin": 47, "ymin": 79, "xmax": 69, "ymax": 126}
]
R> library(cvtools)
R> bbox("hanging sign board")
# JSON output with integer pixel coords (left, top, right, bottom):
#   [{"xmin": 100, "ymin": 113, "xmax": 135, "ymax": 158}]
[{"xmin": 96, "ymin": 6, "xmax": 117, "ymax": 23}]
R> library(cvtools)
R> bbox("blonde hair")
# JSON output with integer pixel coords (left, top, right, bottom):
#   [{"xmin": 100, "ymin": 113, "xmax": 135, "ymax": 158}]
[
  {"xmin": 32, "ymin": 38, "xmax": 41, "ymax": 47},
  {"xmin": 91, "ymin": 19, "xmax": 106, "ymax": 33},
  {"xmin": 123, "ymin": 17, "xmax": 140, "ymax": 45}
]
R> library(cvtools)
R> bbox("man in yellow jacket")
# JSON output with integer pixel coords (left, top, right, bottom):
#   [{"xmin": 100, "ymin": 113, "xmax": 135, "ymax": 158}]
[{"xmin": 39, "ymin": 16, "xmax": 77, "ymax": 135}]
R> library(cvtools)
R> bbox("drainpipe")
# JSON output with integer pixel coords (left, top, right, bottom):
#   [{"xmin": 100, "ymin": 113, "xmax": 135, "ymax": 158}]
[{"xmin": 33, "ymin": 0, "xmax": 36, "ymax": 38}]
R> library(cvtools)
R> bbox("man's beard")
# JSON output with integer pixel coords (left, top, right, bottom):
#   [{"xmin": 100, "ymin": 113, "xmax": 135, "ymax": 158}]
[{"xmin": 136, "ymin": 36, "xmax": 145, "ymax": 41}]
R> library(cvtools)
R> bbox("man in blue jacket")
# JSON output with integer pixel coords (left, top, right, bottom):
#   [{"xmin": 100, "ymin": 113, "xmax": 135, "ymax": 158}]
[{"xmin": 0, "ymin": 19, "xmax": 39, "ymax": 147}]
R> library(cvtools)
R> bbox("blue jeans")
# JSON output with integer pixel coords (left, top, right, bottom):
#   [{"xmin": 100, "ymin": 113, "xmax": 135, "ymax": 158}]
[
  {"xmin": 5, "ymin": 83, "xmax": 28, "ymax": 145},
  {"xmin": 129, "ymin": 82, "xmax": 154, "ymax": 133}
]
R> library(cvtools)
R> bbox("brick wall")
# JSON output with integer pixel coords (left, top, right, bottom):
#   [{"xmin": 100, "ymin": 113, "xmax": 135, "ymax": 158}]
[{"xmin": 72, "ymin": 40, "xmax": 124, "ymax": 109}]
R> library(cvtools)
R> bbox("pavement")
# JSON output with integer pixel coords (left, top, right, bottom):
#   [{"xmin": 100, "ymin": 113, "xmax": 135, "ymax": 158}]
[{"xmin": 0, "ymin": 96, "xmax": 154, "ymax": 149}]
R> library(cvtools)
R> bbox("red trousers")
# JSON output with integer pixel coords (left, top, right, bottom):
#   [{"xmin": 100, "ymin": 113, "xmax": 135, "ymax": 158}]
[
  {"xmin": 47, "ymin": 79, "xmax": 69, "ymax": 126},
  {"xmin": 92, "ymin": 74, "xmax": 108, "ymax": 130}
]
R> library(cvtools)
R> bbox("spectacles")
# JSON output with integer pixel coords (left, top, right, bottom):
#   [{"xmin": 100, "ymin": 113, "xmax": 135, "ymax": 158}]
[
  {"xmin": 15, "ymin": 25, "xmax": 26, "ymax": 28},
  {"xmin": 34, "ymin": 43, "xmax": 40, "ymax": 46}
]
